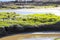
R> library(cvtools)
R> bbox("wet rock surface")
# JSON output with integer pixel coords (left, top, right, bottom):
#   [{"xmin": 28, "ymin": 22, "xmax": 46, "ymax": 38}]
[{"xmin": 0, "ymin": 22, "xmax": 60, "ymax": 38}]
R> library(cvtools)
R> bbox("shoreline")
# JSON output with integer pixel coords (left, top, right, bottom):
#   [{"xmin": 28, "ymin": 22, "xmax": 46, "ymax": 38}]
[
  {"xmin": 0, "ymin": 7, "xmax": 60, "ymax": 15},
  {"xmin": 0, "ymin": 7, "xmax": 60, "ymax": 10},
  {"xmin": 0, "ymin": 34, "xmax": 60, "ymax": 40}
]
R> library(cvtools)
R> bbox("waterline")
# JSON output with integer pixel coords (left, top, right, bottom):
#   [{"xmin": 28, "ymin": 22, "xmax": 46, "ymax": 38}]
[{"xmin": 0, "ymin": 8, "xmax": 60, "ymax": 15}]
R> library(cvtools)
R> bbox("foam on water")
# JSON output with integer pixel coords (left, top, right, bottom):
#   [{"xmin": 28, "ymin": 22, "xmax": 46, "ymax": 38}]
[{"xmin": 22, "ymin": 37, "xmax": 55, "ymax": 40}]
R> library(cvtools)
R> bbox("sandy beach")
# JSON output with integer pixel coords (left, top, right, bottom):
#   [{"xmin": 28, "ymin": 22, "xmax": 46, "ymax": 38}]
[{"xmin": 0, "ymin": 34, "xmax": 60, "ymax": 40}]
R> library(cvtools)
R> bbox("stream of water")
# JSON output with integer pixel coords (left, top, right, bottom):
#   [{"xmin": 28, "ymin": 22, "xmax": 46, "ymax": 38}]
[{"xmin": 0, "ymin": 8, "xmax": 60, "ymax": 15}]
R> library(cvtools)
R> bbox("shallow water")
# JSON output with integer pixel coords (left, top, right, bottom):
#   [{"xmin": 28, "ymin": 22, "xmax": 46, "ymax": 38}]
[
  {"xmin": 22, "ymin": 38, "xmax": 54, "ymax": 40},
  {"xmin": 0, "ymin": 34, "xmax": 60, "ymax": 40},
  {"xmin": 0, "ymin": 8, "xmax": 60, "ymax": 15}
]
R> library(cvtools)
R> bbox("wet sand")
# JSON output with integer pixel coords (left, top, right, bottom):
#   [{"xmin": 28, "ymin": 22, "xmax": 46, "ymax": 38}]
[{"xmin": 0, "ymin": 34, "xmax": 60, "ymax": 40}]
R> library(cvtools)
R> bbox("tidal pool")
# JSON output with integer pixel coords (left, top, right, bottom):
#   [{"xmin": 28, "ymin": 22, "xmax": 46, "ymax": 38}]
[{"xmin": 0, "ymin": 7, "xmax": 60, "ymax": 15}]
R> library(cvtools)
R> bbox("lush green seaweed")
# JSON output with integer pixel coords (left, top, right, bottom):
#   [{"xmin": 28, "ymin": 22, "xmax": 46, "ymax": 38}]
[
  {"xmin": 0, "ymin": 12, "xmax": 60, "ymax": 37},
  {"xmin": 0, "ymin": 12, "xmax": 59, "ymax": 27}
]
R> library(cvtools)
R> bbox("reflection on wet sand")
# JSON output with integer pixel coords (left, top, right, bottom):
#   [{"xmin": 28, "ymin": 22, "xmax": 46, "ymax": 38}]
[{"xmin": 0, "ymin": 34, "xmax": 60, "ymax": 40}]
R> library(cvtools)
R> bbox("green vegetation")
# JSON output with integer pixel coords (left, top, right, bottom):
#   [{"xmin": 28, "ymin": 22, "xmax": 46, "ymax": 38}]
[
  {"xmin": 55, "ymin": 38, "xmax": 60, "ymax": 40},
  {"xmin": 0, "ymin": 4, "xmax": 58, "ymax": 9},
  {"xmin": 33, "ymin": 4, "xmax": 58, "ymax": 8},
  {"xmin": 0, "ymin": 12, "xmax": 60, "ymax": 27},
  {"xmin": 0, "ymin": 12, "xmax": 60, "ymax": 37}
]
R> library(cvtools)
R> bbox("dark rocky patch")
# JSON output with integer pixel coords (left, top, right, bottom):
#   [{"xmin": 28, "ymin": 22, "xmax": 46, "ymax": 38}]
[{"xmin": 0, "ymin": 22, "xmax": 60, "ymax": 38}]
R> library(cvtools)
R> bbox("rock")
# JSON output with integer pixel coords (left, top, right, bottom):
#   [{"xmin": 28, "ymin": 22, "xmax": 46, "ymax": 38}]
[
  {"xmin": 5, "ymin": 25, "xmax": 24, "ymax": 34},
  {"xmin": 0, "ymin": 27, "xmax": 7, "ymax": 37}
]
